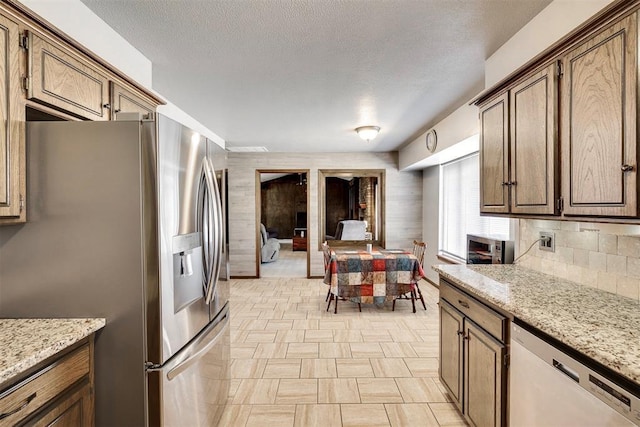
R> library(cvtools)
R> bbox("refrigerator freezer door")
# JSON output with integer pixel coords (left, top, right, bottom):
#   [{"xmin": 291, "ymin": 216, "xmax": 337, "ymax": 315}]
[
  {"xmin": 148, "ymin": 303, "xmax": 230, "ymax": 427},
  {"xmin": 156, "ymin": 115, "xmax": 211, "ymax": 364}
]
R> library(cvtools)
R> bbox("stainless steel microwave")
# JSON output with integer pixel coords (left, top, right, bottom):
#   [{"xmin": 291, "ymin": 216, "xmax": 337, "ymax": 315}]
[{"xmin": 467, "ymin": 234, "xmax": 514, "ymax": 264}]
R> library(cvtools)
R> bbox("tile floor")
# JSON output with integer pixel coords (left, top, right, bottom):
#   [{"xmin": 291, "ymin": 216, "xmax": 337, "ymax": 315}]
[{"xmin": 219, "ymin": 277, "xmax": 468, "ymax": 426}]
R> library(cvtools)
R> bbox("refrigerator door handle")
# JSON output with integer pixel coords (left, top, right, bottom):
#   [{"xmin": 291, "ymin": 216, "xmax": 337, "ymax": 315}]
[
  {"xmin": 166, "ymin": 305, "xmax": 229, "ymax": 381},
  {"xmin": 197, "ymin": 159, "xmax": 216, "ymax": 301},
  {"xmin": 202, "ymin": 160, "xmax": 220, "ymax": 304},
  {"xmin": 206, "ymin": 160, "xmax": 224, "ymax": 304}
]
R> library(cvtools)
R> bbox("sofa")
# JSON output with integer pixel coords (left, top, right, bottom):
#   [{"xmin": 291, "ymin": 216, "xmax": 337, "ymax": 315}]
[{"xmin": 260, "ymin": 223, "xmax": 280, "ymax": 263}]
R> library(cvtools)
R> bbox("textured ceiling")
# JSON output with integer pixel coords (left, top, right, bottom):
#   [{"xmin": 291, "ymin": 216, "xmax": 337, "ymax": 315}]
[{"xmin": 79, "ymin": 0, "xmax": 551, "ymax": 152}]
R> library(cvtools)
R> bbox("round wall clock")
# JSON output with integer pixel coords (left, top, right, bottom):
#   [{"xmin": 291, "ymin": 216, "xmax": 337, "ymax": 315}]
[{"xmin": 426, "ymin": 129, "xmax": 437, "ymax": 153}]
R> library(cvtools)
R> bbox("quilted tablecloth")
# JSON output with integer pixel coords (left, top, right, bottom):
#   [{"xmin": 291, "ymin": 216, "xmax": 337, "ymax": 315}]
[{"xmin": 323, "ymin": 249, "xmax": 425, "ymax": 306}]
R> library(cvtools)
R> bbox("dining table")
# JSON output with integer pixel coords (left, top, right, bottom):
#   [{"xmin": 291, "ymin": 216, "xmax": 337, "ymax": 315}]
[{"xmin": 323, "ymin": 248, "xmax": 425, "ymax": 313}]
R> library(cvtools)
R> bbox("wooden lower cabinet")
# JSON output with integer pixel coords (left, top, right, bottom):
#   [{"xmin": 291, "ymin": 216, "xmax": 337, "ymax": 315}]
[
  {"xmin": 439, "ymin": 300, "xmax": 464, "ymax": 410},
  {"xmin": 439, "ymin": 280, "xmax": 507, "ymax": 427},
  {"xmin": 464, "ymin": 320, "xmax": 506, "ymax": 427},
  {"xmin": 0, "ymin": 338, "xmax": 94, "ymax": 427},
  {"xmin": 24, "ymin": 382, "xmax": 92, "ymax": 427}
]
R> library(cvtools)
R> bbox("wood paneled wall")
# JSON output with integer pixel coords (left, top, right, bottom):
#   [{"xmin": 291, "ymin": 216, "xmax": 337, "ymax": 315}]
[
  {"xmin": 228, "ymin": 152, "xmax": 423, "ymax": 277},
  {"xmin": 261, "ymin": 175, "xmax": 307, "ymax": 239}
]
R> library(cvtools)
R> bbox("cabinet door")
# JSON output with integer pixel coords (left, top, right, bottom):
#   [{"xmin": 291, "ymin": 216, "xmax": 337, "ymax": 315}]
[
  {"xmin": 561, "ymin": 13, "xmax": 637, "ymax": 216},
  {"xmin": 439, "ymin": 299, "xmax": 464, "ymax": 410},
  {"xmin": 479, "ymin": 93, "xmax": 509, "ymax": 214},
  {"xmin": 27, "ymin": 31, "xmax": 110, "ymax": 121},
  {"xmin": 24, "ymin": 382, "xmax": 93, "ymax": 427},
  {"xmin": 0, "ymin": 12, "xmax": 23, "ymax": 220},
  {"xmin": 464, "ymin": 320, "xmax": 506, "ymax": 427},
  {"xmin": 110, "ymin": 82, "xmax": 155, "ymax": 118},
  {"xmin": 510, "ymin": 63, "xmax": 558, "ymax": 215}
]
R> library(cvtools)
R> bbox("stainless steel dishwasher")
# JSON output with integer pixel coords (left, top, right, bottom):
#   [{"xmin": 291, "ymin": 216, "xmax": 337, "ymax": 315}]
[{"xmin": 509, "ymin": 322, "xmax": 640, "ymax": 426}]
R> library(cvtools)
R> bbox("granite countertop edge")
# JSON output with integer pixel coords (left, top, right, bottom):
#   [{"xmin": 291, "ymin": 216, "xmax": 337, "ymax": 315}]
[
  {"xmin": 432, "ymin": 264, "xmax": 640, "ymax": 385},
  {"xmin": 0, "ymin": 318, "xmax": 106, "ymax": 386}
]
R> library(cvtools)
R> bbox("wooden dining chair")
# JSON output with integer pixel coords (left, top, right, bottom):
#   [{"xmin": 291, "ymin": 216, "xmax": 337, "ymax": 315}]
[
  {"xmin": 324, "ymin": 243, "xmax": 361, "ymax": 314},
  {"xmin": 392, "ymin": 240, "xmax": 427, "ymax": 311},
  {"xmin": 322, "ymin": 241, "xmax": 332, "ymax": 302},
  {"xmin": 412, "ymin": 240, "xmax": 427, "ymax": 310}
]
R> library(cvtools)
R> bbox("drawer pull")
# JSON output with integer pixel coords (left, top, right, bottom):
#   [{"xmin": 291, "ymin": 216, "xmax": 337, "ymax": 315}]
[
  {"xmin": 0, "ymin": 392, "xmax": 36, "ymax": 420},
  {"xmin": 458, "ymin": 299, "xmax": 470, "ymax": 308}
]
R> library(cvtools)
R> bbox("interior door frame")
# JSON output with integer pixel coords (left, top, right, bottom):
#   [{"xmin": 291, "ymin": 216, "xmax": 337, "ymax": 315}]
[{"xmin": 255, "ymin": 169, "xmax": 310, "ymax": 278}]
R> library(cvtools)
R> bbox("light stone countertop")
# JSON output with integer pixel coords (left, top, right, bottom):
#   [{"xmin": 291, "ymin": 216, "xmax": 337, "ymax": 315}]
[
  {"xmin": 432, "ymin": 264, "xmax": 640, "ymax": 385},
  {"xmin": 0, "ymin": 318, "xmax": 106, "ymax": 386}
]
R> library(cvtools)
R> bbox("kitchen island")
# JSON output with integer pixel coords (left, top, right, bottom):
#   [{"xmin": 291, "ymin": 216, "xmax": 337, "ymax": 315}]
[{"xmin": 0, "ymin": 318, "xmax": 105, "ymax": 425}]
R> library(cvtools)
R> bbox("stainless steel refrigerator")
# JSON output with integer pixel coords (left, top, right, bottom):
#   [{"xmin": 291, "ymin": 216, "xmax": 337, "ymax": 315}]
[{"xmin": 0, "ymin": 114, "xmax": 230, "ymax": 426}]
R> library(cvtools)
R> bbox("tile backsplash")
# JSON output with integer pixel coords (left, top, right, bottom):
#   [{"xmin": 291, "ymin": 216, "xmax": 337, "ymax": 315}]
[{"xmin": 517, "ymin": 219, "xmax": 640, "ymax": 302}]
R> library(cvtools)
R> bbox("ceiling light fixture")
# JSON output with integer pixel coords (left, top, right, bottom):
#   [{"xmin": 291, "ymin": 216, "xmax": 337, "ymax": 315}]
[{"xmin": 355, "ymin": 126, "xmax": 380, "ymax": 142}]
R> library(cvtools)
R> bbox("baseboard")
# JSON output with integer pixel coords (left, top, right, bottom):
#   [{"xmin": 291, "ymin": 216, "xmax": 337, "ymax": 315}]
[{"xmin": 424, "ymin": 277, "xmax": 439, "ymax": 288}]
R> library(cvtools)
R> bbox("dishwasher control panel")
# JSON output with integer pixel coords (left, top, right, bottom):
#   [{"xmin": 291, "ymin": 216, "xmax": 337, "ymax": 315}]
[{"xmin": 512, "ymin": 323, "xmax": 640, "ymax": 425}]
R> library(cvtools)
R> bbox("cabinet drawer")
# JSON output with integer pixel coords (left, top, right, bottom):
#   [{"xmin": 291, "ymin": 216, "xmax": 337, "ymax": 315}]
[
  {"xmin": 27, "ymin": 31, "xmax": 109, "ymax": 121},
  {"xmin": 0, "ymin": 344, "xmax": 90, "ymax": 426},
  {"xmin": 440, "ymin": 279, "xmax": 507, "ymax": 342}
]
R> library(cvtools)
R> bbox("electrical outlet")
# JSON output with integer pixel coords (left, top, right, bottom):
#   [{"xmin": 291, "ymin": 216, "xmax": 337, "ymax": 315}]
[{"xmin": 539, "ymin": 231, "xmax": 555, "ymax": 252}]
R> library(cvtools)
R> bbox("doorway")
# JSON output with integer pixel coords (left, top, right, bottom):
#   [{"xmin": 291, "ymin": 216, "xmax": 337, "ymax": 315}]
[{"xmin": 256, "ymin": 169, "xmax": 310, "ymax": 278}]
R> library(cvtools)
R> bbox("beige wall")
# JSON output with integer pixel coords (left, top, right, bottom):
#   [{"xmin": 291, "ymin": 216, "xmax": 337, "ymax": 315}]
[{"xmin": 228, "ymin": 152, "xmax": 422, "ymax": 277}]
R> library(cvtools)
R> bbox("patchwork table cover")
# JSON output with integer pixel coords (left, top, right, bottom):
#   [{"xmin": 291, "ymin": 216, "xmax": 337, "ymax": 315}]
[{"xmin": 323, "ymin": 249, "xmax": 425, "ymax": 306}]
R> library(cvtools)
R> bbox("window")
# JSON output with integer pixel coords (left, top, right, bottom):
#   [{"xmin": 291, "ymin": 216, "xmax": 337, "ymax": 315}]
[{"xmin": 439, "ymin": 152, "xmax": 510, "ymax": 262}]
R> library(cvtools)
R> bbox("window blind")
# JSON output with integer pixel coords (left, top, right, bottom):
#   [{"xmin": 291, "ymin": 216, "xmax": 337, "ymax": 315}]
[{"xmin": 439, "ymin": 153, "xmax": 510, "ymax": 261}]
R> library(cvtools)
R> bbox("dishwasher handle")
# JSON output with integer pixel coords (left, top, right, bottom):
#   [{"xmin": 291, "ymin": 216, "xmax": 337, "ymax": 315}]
[{"xmin": 552, "ymin": 359, "xmax": 579, "ymax": 382}]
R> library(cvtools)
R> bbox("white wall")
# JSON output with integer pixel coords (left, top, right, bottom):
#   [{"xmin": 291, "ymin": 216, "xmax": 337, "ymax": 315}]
[
  {"xmin": 485, "ymin": 0, "xmax": 614, "ymax": 87},
  {"xmin": 399, "ymin": 102, "xmax": 479, "ymax": 171},
  {"xmin": 227, "ymin": 152, "xmax": 422, "ymax": 277},
  {"xmin": 20, "ymin": 0, "xmax": 225, "ymax": 146},
  {"xmin": 422, "ymin": 166, "xmax": 440, "ymax": 284}
]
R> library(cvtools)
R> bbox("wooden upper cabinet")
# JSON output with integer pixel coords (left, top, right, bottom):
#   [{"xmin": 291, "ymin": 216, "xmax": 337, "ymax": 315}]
[
  {"xmin": 561, "ymin": 13, "xmax": 638, "ymax": 217},
  {"xmin": 110, "ymin": 82, "xmax": 156, "ymax": 118},
  {"xmin": 510, "ymin": 62, "xmax": 558, "ymax": 215},
  {"xmin": 0, "ymin": 11, "xmax": 24, "ymax": 220},
  {"xmin": 479, "ymin": 93, "xmax": 509, "ymax": 214},
  {"xmin": 26, "ymin": 31, "xmax": 110, "ymax": 121}
]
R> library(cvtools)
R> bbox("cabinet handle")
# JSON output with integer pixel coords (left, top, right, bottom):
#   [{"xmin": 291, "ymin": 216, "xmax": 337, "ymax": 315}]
[
  {"xmin": 501, "ymin": 182, "xmax": 508, "ymax": 186},
  {"xmin": 621, "ymin": 164, "xmax": 634, "ymax": 172},
  {"xmin": 457, "ymin": 330, "xmax": 464, "ymax": 336},
  {"xmin": 103, "ymin": 103, "xmax": 111, "ymax": 109},
  {"xmin": 458, "ymin": 299, "xmax": 470, "ymax": 308},
  {"xmin": 0, "ymin": 392, "xmax": 36, "ymax": 420}
]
